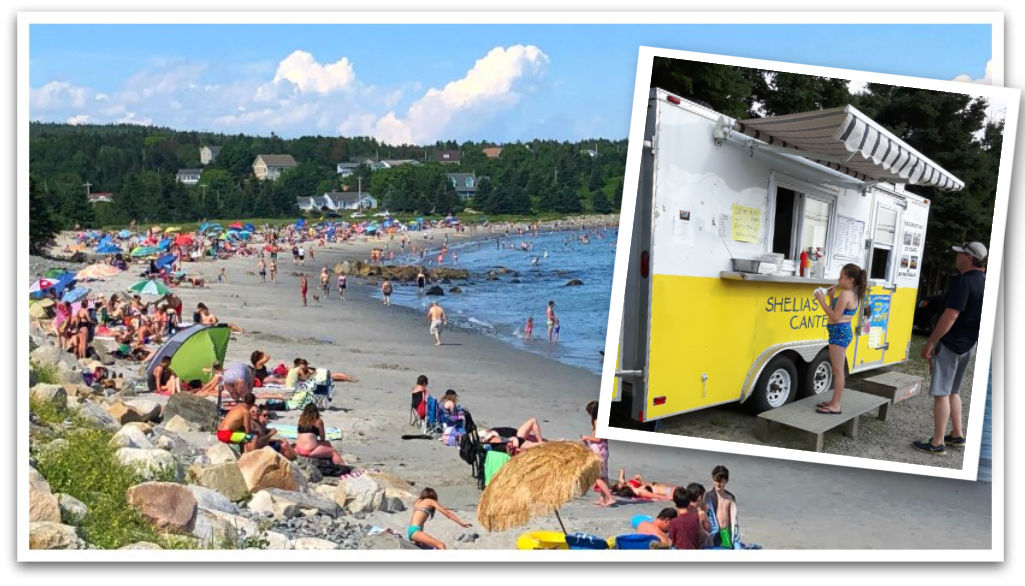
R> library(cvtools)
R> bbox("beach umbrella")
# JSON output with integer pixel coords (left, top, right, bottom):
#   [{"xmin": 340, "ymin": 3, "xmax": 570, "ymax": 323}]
[
  {"xmin": 61, "ymin": 287, "xmax": 90, "ymax": 304},
  {"xmin": 229, "ymin": 221, "xmax": 243, "ymax": 230},
  {"xmin": 129, "ymin": 279, "xmax": 171, "ymax": 296},
  {"xmin": 164, "ymin": 226, "xmax": 181, "ymax": 234},
  {"xmin": 145, "ymin": 324, "xmax": 231, "ymax": 388},
  {"xmin": 174, "ymin": 233, "xmax": 193, "ymax": 246},
  {"xmin": 28, "ymin": 278, "xmax": 57, "ymax": 293},
  {"xmin": 154, "ymin": 254, "xmax": 177, "ymax": 271},
  {"xmin": 76, "ymin": 264, "xmax": 113, "ymax": 280},
  {"xmin": 244, "ymin": 222, "xmax": 255, "ymax": 232},
  {"xmin": 477, "ymin": 441, "xmax": 602, "ymax": 535},
  {"xmin": 118, "ymin": 229, "xmax": 132, "ymax": 238},
  {"xmin": 96, "ymin": 243, "xmax": 122, "ymax": 254},
  {"xmin": 198, "ymin": 222, "xmax": 210, "ymax": 232},
  {"xmin": 157, "ymin": 237, "xmax": 172, "ymax": 250}
]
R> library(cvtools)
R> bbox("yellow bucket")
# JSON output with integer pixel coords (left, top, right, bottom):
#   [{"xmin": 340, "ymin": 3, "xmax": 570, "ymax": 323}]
[{"xmin": 516, "ymin": 531, "xmax": 568, "ymax": 550}]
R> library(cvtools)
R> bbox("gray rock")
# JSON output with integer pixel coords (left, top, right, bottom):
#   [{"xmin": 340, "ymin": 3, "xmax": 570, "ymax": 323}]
[
  {"xmin": 187, "ymin": 484, "xmax": 240, "ymax": 515},
  {"xmin": 121, "ymin": 398, "xmax": 163, "ymax": 423},
  {"xmin": 262, "ymin": 488, "xmax": 340, "ymax": 518},
  {"xmin": 247, "ymin": 490, "xmax": 298, "ymax": 520},
  {"xmin": 57, "ymin": 493, "xmax": 88, "ymax": 525},
  {"xmin": 29, "ymin": 369, "xmax": 39, "ymax": 387},
  {"xmin": 29, "ymin": 468, "xmax": 61, "ymax": 523},
  {"xmin": 191, "ymin": 509, "xmax": 234, "ymax": 545},
  {"xmin": 29, "ymin": 522, "xmax": 82, "ymax": 549},
  {"xmin": 29, "ymin": 384, "xmax": 68, "ymax": 411},
  {"xmin": 449, "ymin": 286, "xmax": 462, "ymax": 293},
  {"xmin": 333, "ymin": 475, "xmax": 384, "ymax": 514},
  {"xmin": 358, "ymin": 531, "xmax": 421, "ymax": 550},
  {"xmin": 125, "ymin": 482, "xmax": 198, "ymax": 535},
  {"xmin": 165, "ymin": 414, "xmax": 201, "ymax": 436},
  {"xmin": 162, "ymin": 392, "xmax": 219, "ymax": 432},
  {"xmin": 291, "ymin": 537, "xmax": 338, "ymax": 550},
  {"xmin": 205, "ymin": 442, "xmax": 238, "ymax": 465},
  {"xmin": 426, "ymin": 285, "xmax": 445, "ymax": 296},
  {"xmin": 565, "ymin": 279, "xmax": 584, "ymax": 286},
  {"xmin": 118, "ymin": 541, "xmax": 163, "ymax": 550},
  {"xmin": 76, "ymin": 402, "xmax": 120, "ymax": 431},
  {"xmin": 156, "ymin": 435, "xmax": 176, "ymax": 451},
  {"xmin": 30, "ymin": 344, "xmax": 63, "ymax": 367},
  {"xmin": 91, "ymin": 343, "xmax": 117, "ymax": 366},
  {"xmin": 292, "ymin": 456, "xmax": 324, "ymax": 484},
  {"xmin": 110, "ymin": 425, "xmax": 155, "ymax": 449},
  {"xmin": 195, "ymin": 463, "xmax": 250, "ymax": 502},
  {"xmin": 116, "ymin": 448, "xmax": 182, "ymax": 482},
  {"xmin": 456, "ymin": 532, "xmax": 480, "ymax": 543},
  {"xmin": 264, "ymin": 530, "xmax": 292, "ymax": 550}
]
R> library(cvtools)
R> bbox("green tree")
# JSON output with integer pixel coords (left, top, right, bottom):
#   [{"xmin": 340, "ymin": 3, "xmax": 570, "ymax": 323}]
[
  {"xmin": 29, "ymin": 176, "xmax": 60, "ymax": 252},
  {"xmin": 650, "ymin": 57, "xmax": 753, "ymax": 118}
]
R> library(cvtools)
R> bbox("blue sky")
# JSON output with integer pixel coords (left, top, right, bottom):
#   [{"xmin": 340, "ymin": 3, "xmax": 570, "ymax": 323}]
[{"xmin": 28, "ymin": 23, "xmax": 992, "ymax": 144}]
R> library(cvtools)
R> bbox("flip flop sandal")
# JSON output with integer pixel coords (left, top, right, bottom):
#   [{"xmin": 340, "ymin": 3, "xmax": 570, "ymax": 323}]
[{"xmin": 815, "ymin": 407, "xmax": 842, "ymax": 415}]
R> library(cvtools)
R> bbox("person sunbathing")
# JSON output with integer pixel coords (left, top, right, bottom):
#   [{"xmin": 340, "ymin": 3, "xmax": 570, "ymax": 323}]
[
  {"xmin": 149, "ymin": 356, "xmax": 181, "ymax": 395},
  {"xmin": 479, "ymin": 417, "xmax": 546, "ymax": 453},
  {"xmin": 611, "ymin": 469, "xmax": 678, "ymax": 500},
  {"xmin": 199, "ymin": 306, "xmax": 245, "ymax": 333},
  {"xmin": 294, "ymin": 404, "xmax": 344, "ymax": 465}
]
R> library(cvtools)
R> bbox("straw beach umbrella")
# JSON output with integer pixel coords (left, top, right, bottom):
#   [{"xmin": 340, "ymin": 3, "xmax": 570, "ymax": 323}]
[{"xmin": 477, "ymin": 441, "xmax": 602, "ymax": 534}]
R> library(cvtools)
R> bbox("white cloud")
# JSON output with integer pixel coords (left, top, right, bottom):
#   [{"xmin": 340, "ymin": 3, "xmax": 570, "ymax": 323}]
[
  {"xmin": 847, "ymin": 80, "xmax": 869, "ymax": 95},
  {"xmin": 344, "ymin": 44, "xmax": 549, "ymax": 145},
  {"xmin": 118, "ymin": 112, "xmax": 154, "ymax": 126},
  {"xmin": 269, "ymin": 50, "xmax": 356, "ymax": 95},
  {"xmin": 952, "ymin": 59, "xmax": 993, "ymax": 84},
  {"xmin": 31, "ymin": 80, "xmax": 88, "ymax": 110},
  {"xmin": 66, "ymin": 114, "xmax": 90, "ymax": 125}
]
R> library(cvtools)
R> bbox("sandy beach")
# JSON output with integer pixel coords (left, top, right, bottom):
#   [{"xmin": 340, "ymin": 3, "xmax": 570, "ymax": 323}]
[{"xmin": 31, "ymin": 221, "xmax": 992, "ymax": 550}]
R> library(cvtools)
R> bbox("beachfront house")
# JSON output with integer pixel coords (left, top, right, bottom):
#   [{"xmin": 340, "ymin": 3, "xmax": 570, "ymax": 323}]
[
  {"xmin": 253, "ymin": 154, "xmax": 298, "ymax": 181},
  {"xmin": 447, "ymin": 172, "xmax": 478, "ymax": 201},
  {"xmin": 434, "ymin": 149, "xmax": 461, "ymax": 165},
  {"xmin": 337, "ymin": 162, "xmax": 361, "ymax": 177},
  {"xmin": 200, "ymin": 145, "xmax": 221, "ymax": 165},
  {"xmin": 297, "ymin": 190, "xmax": 378, "ymax": 213},
  {"xmin": 87, "ymin": 192, "xmax": 114, "ymax": 204},
  {"xmin": 175, "ymin": 169, "xmax": 202, "ymax": 185},
  {"xmin": 482, "ymin": 146, "xmax": 503, "ymax": 159}
]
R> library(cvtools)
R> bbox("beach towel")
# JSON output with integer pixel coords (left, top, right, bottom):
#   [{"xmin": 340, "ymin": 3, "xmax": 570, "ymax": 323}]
[
  {"xmin": 483, "ymin": 450, "xmax": 511, "ymax": 486},
  {"xmin": 268, "ymin": 423, "xmax": 343, "ymax": 441}
]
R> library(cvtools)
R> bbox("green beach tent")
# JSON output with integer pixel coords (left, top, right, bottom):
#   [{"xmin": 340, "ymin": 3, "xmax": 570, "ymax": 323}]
[{"xmin": 144, "ymin": 324, "xmax": 231, "ymax": 387}]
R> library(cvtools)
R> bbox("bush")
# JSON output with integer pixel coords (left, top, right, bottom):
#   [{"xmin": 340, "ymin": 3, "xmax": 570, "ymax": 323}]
[
  {"xmin": 31, "ymin": 361, "xmax": 60, "ymax": 385},
  {"xmin": 34, "ymin": 427, "xmax": 163, "ymax": 549}
]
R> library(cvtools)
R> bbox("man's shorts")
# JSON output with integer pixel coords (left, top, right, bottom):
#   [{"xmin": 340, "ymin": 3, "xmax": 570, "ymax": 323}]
[
  {"xmin": 430, "ymin": 320, "xmax": 443, "ymax": 335},
  {"xmin": 930, "ymin": 342, "xmax": 976, "ymax": 397}
]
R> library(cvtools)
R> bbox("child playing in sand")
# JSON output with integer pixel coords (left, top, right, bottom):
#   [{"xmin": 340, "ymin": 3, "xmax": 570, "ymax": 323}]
[
  {"xmin": 217, "ymin": 267, "xmax": 227, "ymax": 283},
  {"xmin": 407, "ymin": 487, "xmax": 472, "ymax": 550},
  {"xmin": 581, "ymin": 400, "xmax": 616, "ymax": 507},
  {"xmin": 524, "ymin": 316, "xmax": 534, "ymax": 340}
]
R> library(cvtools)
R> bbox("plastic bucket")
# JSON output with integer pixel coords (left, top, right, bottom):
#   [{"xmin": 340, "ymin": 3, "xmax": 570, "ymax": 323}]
[{"xmin": 515, "ymin": 531, "xmax": 568, "ymax": 550}]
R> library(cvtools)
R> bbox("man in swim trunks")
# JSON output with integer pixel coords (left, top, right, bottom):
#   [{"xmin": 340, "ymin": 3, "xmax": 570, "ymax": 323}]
[
  {"xmin": 222, "ymin": 361, "xmax": 255, "ymax": 401},
  {"xmin": 217, "ymin": 392, "xmax": 255, "ymax": 448},
  {"xmin": 546, "ymin": 300, "xmax": 557, "ymax": 342},
  {"xmin": 426, "ymin": 301, "xmax": 446, "ymax": 346}
]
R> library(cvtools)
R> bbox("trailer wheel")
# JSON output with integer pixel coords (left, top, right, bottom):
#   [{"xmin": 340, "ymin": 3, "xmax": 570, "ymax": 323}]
[
  {"xmin": 747, "ymin": 355, "xmax": 797, "ymax": 413},
  {"xmin": 799, "ymin": 349, "xmax": 833, "ymax": 398}
]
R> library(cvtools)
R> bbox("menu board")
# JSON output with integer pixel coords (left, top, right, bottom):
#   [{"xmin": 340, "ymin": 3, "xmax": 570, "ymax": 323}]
[
  {"xmin": 731, "ymin": 204, "xmax": 761, "ymax": 243},
  {"xmin": 833, "ymin": 215, "xmax": 866, "ymax": 260},
  {"xmin": 898, "ymin": 219, "xmax": 925, "ymax": 279}
]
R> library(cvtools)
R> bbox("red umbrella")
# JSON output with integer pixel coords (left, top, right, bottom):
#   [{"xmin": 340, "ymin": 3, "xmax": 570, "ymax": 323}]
[
  {"xmin": 229, "ymin": 221, "xmax": 244, "ymax": 230},
  {"xmin": 174, "ymin": 233, "xmax": 194, "ymax": 246},
  {"xmin": 28, "ymin": 278, "xmax": 57, "ymax": 293}
]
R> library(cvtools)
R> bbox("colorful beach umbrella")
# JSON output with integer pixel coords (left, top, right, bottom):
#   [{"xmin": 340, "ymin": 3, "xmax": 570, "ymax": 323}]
[
  {"xmin": 243, "ymin": 222, "xmax": 255, "ymax": 232},
  {"xmin": 129, "ymin": 279, "xmax": 171, "ymax": 296},
  {"xmin": 119, "ymin": 229, "xmax": 132, "ymax": 238},
  {"xmin": 229, "ymin": 221, "xmax": 243, "ymax": 230},
  {"xmin": 164, "ymin": 226, "xmax": 181, "ymax": 234},
  {"xmin": 28, "ymin": 278, "xmax": 57, "ymax": 293}
]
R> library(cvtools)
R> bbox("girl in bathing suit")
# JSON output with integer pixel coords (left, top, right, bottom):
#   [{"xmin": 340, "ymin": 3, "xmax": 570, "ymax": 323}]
[
  {"xmin": 813, "ymin": 263, "xmax": 866, "ymax": 415},
  {"xmin": 406, "ymin": 487, "xmax": 471, "ymax": 550}
]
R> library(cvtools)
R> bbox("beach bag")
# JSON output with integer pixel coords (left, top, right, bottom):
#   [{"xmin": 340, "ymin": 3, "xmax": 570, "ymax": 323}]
[
  {"xmin": 442, "ymin": 426, "xmax": 464, "ymax": 447},
  {"xmin": 272, "ymin": 363, "xmax": 288, "ymax": 376},
  {"xmin": 458, "ymin": 433, "xmax": 476, "ymax": 465},
  {"xmin": 264, "ymin": 399, "xmax": 287, "ymax": 411}
]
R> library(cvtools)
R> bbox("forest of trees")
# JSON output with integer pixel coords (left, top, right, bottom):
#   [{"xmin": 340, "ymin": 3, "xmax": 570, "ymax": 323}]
[
  {"xmin": 27, "ymin": 125, "xmax": 627, "ymax": 240},
  {"xmin": 30, "ymin": 59, "xmax": 1003, "ymax": 298},
  {"xmin": 650, "ymin": 57, "xmax": 1004, "ymax": 297}
]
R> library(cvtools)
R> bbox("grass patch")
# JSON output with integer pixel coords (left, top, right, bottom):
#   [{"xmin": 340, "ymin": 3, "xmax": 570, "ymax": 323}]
[
  {"xmin": 31, "ymin": 361, "xmax": 60, "ymax": 385},
  {"xmin": 34, "ymin": 425, "xmax": 165, "ymax": 549}
]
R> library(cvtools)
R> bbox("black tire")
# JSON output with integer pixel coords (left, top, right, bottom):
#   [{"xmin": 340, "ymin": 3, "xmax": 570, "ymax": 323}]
[
  {"xmin": 746, "ymin": 354, "xmax": 798, "ymax": 413},
  {"xmin": 799, "ymin": 349, "xmax": 834, "ymax": 399}
]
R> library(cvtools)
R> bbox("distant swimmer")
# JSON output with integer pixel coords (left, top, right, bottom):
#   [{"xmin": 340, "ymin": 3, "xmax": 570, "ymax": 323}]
[
  {"xmin": 543, "ymin": 250, "xmax": 549, "ymax": 258},
  {"xmin": 530, "ymin": 257, "xmax": 540, "ymax": 266}
]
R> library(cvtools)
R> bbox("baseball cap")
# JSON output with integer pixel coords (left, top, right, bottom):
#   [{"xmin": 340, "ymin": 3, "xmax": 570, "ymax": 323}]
[{"xmin": 952, "ymin": 241, "xmax": 988, "ymax": 261}]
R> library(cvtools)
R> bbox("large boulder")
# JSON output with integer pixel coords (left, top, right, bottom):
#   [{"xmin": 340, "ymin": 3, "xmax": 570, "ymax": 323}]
[
  {"xmin": 256, "ymin": 488, "xmax": 339, "ymax": 518},
  {"xmin": 29, "ymin": 522, "xmax": 82, "ymax": 549},
  {"xmin": 247, "ymin": 490, "xmax": 298, "ymax": 520},
  {"xmin": 110, "ymin": 425, "xmax": 154, "ymax": 449},
  {"xmin": 201, "ymin": 508, "xmax": 260, "ymax": 539},
  {"xmin": 165, "ymin": 414, "xmax": 202, "ymax": 436},
  {"xmin": 29, "ymin": 384, "xmax": 67, "ymax": 411},
  {"xmin": 116, "ymin": 448, "xmax": 182, "ymax": 482},
  {"xmin": 76, "ymin": 402, "xmax": 120, "ymax": 431},
  {"xmin": 332, "ymin": 475, "xmax": 384, "ymax": 514},
  {"xmin": 162, "ymin": 393, "xmax": 219, "ymax": 432},
  {"xmin": 125, "ymin": 481, "xmax": 198, "ymax": 535},
  {"xmin": 292, "ymin": 456, "xmax": 324, "ymax": 484},
  {"xmin": 367, "ymin": 472, "xmax": 417, "ymax": 512},
  {"xmin": 565, "ymin": 279, "xmax": 584, "ymax": 286},
  {"xmin": 29, "ymin": 468, "xmax": 61, "ymax": 523},
  {"xmin": 122, "ymin": 398, "xmax": 163, "ymax": 423},
  {"xmin": 264, "ymin": 531, "xmax": 292, "ymax": 550},
  {"xmin": 191, "ymin": 509, "xmax": 234, "ymax": 546},
  {"xmin": 237, "ymin": 448, "xmax": 307, "ymax": 493},
  {"xmin": 195, "ymin": 463, "xmax": 250, "ymax": 502},
  {"xmin": 205, "ymin": 442, "xmax": 238, "ymax": 465},
  {"xmin": 29, "ymin": 344, "xmax": 63, "ymax": 367},
  {"xmin": 425, "ymin": 286, "xmax": 444, "ymax": 296},
  {"xmin": 358, "ymin": 531, "xmax": 421, "ymax": 550},
  {"xmin": 57, "ymin": 493, "xmax": 89, "ymax": 525},
  {"xmin": 291, "ymin": 537, "xmax": 338, "ymax": 550},
  {"xmin": 187, "ymin": 484, "xmax": 240, "ymax": 515},
  {"xmin": 91, "ymin": 343, "xmax": 117, "ymax": 366}
]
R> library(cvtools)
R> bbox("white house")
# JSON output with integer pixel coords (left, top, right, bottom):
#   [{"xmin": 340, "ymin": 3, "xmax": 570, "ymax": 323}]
[
  {"xmin": 297, "ymin": 190, "xmax": 378, "ymax": 213},
  {"xmin": 200, "ymin": 145, "xmax": 221, "ymax": 165},
  {"xmin": 87, "ymin": 192, "xmax": 114, "ymax": 204},
  {"xmin": 175, "ymin": 169, "xmax": 202, "ymax": 185},
  {"xmin": 337, "ymin": 162, "xmax": 361, "ymax": 177},
  {"xmin": 253, "ymin": 154, "xmax": 298, "ymax": 181}
]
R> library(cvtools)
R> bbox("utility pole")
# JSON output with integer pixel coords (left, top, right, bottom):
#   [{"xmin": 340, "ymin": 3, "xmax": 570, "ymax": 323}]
[{"xmin": 83, "ymin": 181, "xmax": 92, "ymax": 197}]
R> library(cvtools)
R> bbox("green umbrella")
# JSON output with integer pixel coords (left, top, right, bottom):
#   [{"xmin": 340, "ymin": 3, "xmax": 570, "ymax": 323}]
[{"xmin": 129, "ymin": 279, "xmax": 171, "ymax": 296}]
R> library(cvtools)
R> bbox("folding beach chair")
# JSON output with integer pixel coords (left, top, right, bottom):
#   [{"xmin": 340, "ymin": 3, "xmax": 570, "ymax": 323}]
[
  {"xmin": 458, "ymin": 409, "xmax": 487, "ymax": 490},
  {"xmin": 409, "ymin": 388, "xmax": 428, "ymax": 429}
]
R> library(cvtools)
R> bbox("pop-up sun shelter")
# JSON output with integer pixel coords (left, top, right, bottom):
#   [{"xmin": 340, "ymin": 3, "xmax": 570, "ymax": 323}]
[
  {"xmin": 612, "ymin": 89, "xmax": 963, "ymax": 422},
  {"xmin": 144, "ymin": 324, "xmax": 231, "ymax": 389}
]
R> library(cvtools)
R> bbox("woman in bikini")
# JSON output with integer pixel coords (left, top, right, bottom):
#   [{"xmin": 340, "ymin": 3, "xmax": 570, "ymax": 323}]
[
  {"xmin": 610, "ymin": 469, "xmax": 677, "ymax": 501},
  {"xmin": 294, "ymin": 403, "xmax": 344, "ymax": 465},
  {"xmin": 479, "ymin": 417, "xmax": 547, "ymax": 453},
  {"xmin": 406, "ymin": 487, "xmax": 472, "ymax": 550},
  {"xmin": 813, "ymin": 263, "xmax": 867, "ymax": 415}
]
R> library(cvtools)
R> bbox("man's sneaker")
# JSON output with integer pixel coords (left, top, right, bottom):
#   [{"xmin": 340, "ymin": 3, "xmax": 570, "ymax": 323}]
[
  {"xmin": 944, "ymin": 434, "xmax": 967, "ymax": 448},
  {"xmin": 912, "ymin": 439, "xmax": 946, "ymax": 455}
]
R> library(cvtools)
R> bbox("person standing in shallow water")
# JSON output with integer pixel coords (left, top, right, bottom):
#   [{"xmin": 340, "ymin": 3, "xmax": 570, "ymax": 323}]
[
  {"xmin": 546, "ymin": 300, "xmax": 558, "ymax": 342},
  {"xmin": 417, "ymin": 269, "xmax": 426, "ymax": 295}
]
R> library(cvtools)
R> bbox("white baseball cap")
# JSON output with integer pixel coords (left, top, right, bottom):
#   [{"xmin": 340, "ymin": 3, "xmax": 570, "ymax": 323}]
[{"xmin": 952, "ymin": 241, "xmax": 988, "ymax": 261}]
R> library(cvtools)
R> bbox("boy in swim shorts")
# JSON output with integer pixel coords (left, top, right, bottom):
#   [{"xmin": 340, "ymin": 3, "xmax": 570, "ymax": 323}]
[{"xmin": 217, "ymin": 393, "xmax": 256, "ymax": 448}]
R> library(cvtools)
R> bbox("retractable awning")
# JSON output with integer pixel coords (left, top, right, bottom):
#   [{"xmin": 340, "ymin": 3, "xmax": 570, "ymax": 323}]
[{"xmin": 733, "ymin": 105, "xmax": 964, "ymax": 191}]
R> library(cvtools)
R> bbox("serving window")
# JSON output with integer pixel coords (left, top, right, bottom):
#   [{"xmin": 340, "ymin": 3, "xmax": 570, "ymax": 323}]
[{"xmin": 768, "ymin": 180, "xmax": 836, "ymax": 261}]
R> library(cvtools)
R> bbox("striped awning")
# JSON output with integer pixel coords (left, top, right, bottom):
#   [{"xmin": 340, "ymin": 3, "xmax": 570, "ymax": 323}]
[{"xmin": 734, "ymin": 105, "xmax": 964, "ymax": 191}]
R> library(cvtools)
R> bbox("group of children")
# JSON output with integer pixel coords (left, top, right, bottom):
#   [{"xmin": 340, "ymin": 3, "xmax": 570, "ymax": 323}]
[{"xmin": 631, "ymin": 466, "xmax": 740, "ymax": 549}]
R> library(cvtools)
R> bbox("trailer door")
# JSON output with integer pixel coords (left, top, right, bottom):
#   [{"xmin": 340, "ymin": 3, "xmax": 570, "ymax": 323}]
[{"xmin": 852, "ymin": 193, "xmax": 904, "ymax": 370}]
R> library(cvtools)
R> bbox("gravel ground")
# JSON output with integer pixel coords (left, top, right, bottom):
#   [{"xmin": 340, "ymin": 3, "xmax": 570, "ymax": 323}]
[{"xmin": 639, "ymin": 334, "xmax": 978, "ymax": 469}]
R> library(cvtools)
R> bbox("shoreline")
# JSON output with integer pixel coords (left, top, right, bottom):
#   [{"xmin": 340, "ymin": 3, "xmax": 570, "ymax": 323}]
[{"xmin": 27, "ymin": 213, "xmax": 993, "ymax": 550}]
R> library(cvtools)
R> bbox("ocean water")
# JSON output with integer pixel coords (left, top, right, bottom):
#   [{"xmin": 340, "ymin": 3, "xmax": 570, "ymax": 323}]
[{"xmin": 374, "ymin": 227, "xmax": 617, "ymax": 374}]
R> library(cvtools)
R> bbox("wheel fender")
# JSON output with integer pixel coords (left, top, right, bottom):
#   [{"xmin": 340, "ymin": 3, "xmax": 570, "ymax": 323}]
[{"xmin": 739, "ymin": 341, "xmax": 827, "ymax": 404}]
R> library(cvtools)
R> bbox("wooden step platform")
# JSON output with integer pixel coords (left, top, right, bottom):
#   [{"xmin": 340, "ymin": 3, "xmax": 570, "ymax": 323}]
[
  {"xmin": 754, "ymin": 390, "xmax": 890, "ymax": 452},
  {"xmin": 859, "ymin": 372, "xmax": 925, "ymax": 421}
]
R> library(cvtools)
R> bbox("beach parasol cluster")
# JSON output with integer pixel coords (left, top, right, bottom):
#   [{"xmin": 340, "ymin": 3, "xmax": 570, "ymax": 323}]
[{"xmin": 477, "ymin": 441, "xmax": 602, "ymax": 534}]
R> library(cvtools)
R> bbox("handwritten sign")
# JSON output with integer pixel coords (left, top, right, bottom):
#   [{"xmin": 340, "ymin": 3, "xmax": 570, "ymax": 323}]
[
  {"xmin": 731, "ymin": 204, "xmax": 761, "ymax": 243},
  {"xmin": 833, "ymin": 215, "xmax": 866, "ymax": 260}
]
